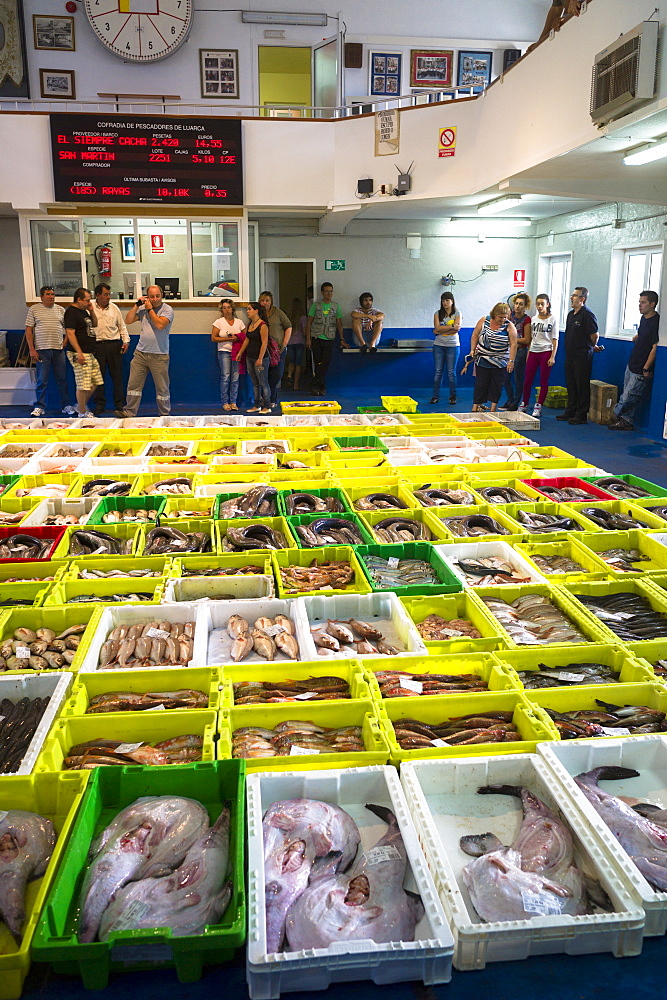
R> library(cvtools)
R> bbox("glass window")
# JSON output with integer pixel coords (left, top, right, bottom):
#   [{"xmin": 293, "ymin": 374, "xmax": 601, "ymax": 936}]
[
  {"xmin": 82, "ymin": 217, "xmax": 134, "ymax": 301},
  {"xmin": 546, "ymin": 255, "xmax": 571, "ymax": 331},
  {"xmin": 621, "ymin": 248, "xmax": 662, "ymax": 332},
  {"xmin": 190, "ymin": 221, "xmax": 239, "ymax": 297},
  {"xmin": 30, "ymin": 219, "xmax": 81, "ymax": 297},
  {"xmin": 136, "ymin": 218, "xmax": 189, "ymax": 300}
]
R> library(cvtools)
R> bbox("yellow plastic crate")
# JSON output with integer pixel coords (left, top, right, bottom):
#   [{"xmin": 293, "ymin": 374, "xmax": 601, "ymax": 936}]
[
  {"xmin": 512, "ymin": 538, "xmax": 611, "ymax": 582},
  {"xmin": 161, "ymin": 496, "xmax": 215, "ymax": 519},
  {"xmin": 425, "ymin": 503, "xmax": 523, "ymax": 542},
  {"xmin": 63, "ymin": 555, "xmax": 173, "ymax": 581},
  {"xmin": 266, "ymin": 469, "xmax": 331, "ymax": 485},
  {"xmin": 0, "ymin": 605, "xmax": 99, "ymax": 674},
  {"xmin": 626, "ymin": 638, "xmax": 667, "ymax": 685},
  {"xmin": 43, "ymin": 576, "xmax": 166, "ymax": 607},
  {"xmin": 281, "ymin": 434, "xmax": 339, "ymax": 453},
  {"xmin": 35, "ymin": 709, "xmax": 217, "ymax": 772},
  {"xmin": 357, "ymin": 507, "xmax": 454, "ymax": 544},
  {"xmin": 218, "ymin": 700, "xmax": 389, "ymax": 771},
  {"xmin": 501, "ymin": 501, "xmax": 603, "ymax": 539},
  {"xmin": 469, "ymin": 478, "xmax": 546, "ymax": 505},
  {"xmin": 459, "ymin": 462, "xmax": 534, "ymax": 479},
  {"xmin": 272, "ymin": 546, "xmax": 371, "ymax": 597},
  {"xmin": 401, "ymin": 592, "xmax": 509, "ymax": 654},
  {"xmin": 87, "ymin": 439, "xmax": 146, "ymax": 459},
  {"xmin": 494, "ymin": 643, "xmax": 655, "ymax": 691},
  {"xmin": 170, "ymin": 552, "xmax": 273, "ymax": 578},
  {"xmin": 217, "ymin": 515, "xmax": 297, "ymax": 553},
  {"xmin": 475, "ymin": 581, "xmax": 606, "ymax": 648},
  {"xmin": 341, "ymin": 483, "xmax": 419, "ymax": 513},
  {"xmin": 52, "ymin": 522, "xmax": 143, "ymax": 560},
  {"xmin": 60, "ymin": 665, "xmax": 221, "ymax": 717},
  {"xmin": 135, "ymin": 472, "xmax": 197, "ymax": 496},
  {"xmin": 575, "ymin": 530, "xmax": 667, "ymax": 577},
  {"xmin": 0, "ymin": 771, "xmax": 89, "ymax": 1000},
  {"xmin": 363, "ymin": 651, "xmax": 521, "ymax": 702},
  {"xmin": 281, "ymin": 401, "xmax": 342, "ymax": 414},
  {"xmin": 569, "ymin": 499, "xmax": 667, "ymax": 531},
  {"xmin": 404, "ymin": 481, "xmax": 480, "ymax": 509},
  {"xmin": 220, "ymin": 659, "xmax": 371, "ymax": 710},
  {"xmin": 4, "ymin": 474, "xmax": 84, "ymax": 501},
  {"xmin": 381, "ymin": 395, "xmax": 418, "ymax": 412},
  {"xmin": 524, "ymin": 681, "xmax": 667, "ymax": 741},
  {"xmin": 559, "ymin": 578, "xmax": 667, "ymax": 645}
]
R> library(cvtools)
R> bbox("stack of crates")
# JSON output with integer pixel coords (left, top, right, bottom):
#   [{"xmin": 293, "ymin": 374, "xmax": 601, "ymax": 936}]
[{"xmin": 536, "ymin": 385, "xmax": 568, "ymax": 408}]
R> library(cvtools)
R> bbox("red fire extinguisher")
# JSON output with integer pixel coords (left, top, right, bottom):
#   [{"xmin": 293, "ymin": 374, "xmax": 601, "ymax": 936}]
[{"xmin": 95, "ymin": 243, "xmax": 113, "ymax": 278}]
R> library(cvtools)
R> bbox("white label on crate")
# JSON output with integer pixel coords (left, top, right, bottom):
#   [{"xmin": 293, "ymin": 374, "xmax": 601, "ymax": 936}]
[
  {"xmin": 290, "ymin": 745, "xmax": 318, "ymax": 755},
  {"xmin": 387, "ymin": 557, "xmax": 400, "ymax": 568},
  {"xmin": 0, "ymin": 717, "xmax": 4, "ymax": 723},
  {"xmin": 366, "ymin": 845, "xmax": 402, "ymax": 865},
  {"xmin": 263, "ymin": 624, "xmax": 286, "ymax": 636},
  {"xmin": 145, "ymin": 704, "xmax": 166, "ymax": 712},
  {"xmin": 521, "ymin": 890, "xmax": 563, "ymax": 915},
  {"xmin": 115, "ymin": 742, "xmax": 145, "ymax": 753},
  {"xmin": 431, "ymin": 738, "xmax": 449, "ymax": 747},
  {"xmin": 440, "ymin": 629, "xmax": 464, "ymax": 638},
  {"xmin": 15, "ymin": 646, "xmax": 31, "ymax": 658},
  {"xmin": 145, "ymin": 627, "xmax": 170, "ymax": 639},
  {"xmin": 401, "ymin": 678, "xmax": 423, "ymax": 694},
  {"xmin": 599, "ymin": 726, "xmax": 631, "ymax": 737},
  {"xmin": 321, "ymin": 585, "xmax": 334, "ymax": 591},
  {"xmin": 93, "ymin": 546, "xmax": 108, "ymax": 555},
  {"xmin": 113, "ymin": 943, "xmax": 174, "ymax": 965},
  {"xmin": 106, "ymin": 899, "xmax": 152, "ymax": 932},
  {"xmin": 295, "ymin": 692, "xmax": 317, "ymax": 700},
  {"xmin": 0, "ymin": 811, "xmax": 7, "ymax": 822},
  {"xmin": 556, "ymin": 672, "xmax": 584, "ymax": 683}
]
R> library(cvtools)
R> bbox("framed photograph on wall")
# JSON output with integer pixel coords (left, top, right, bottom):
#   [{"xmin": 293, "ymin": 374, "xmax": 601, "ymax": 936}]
[
  {"xmin": 33, "ymin": 15, "xmax": 75, "ymax": 51},
  {"xmin": 200, "ymin": 49, "xmax": 239, "ymax": 99},
  {"xmin": 121, "ymin": 235, "xmax": 136, "ymax": 262},
  {"xmin": 410, "ymin": 50, "xmax": 453, "ymax": 88},
  {"xmin": 39, "ymin": 68, "xmax": 75, "ymax": 99},
  {"xmin": 0, "ymin": 1, "xmax": 30, "ymax": 98},
  {"xmin": 370, "ymin": 52, "xmax": 401, "ymax": 97},
  {"xmin": 457, "ymin": 50, "xmax": 493, "ymax": 89}
]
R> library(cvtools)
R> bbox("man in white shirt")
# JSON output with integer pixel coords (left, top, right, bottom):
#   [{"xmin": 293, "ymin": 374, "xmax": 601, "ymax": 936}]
[
  {"xmin": 123, "ymin": 285, "xmax": 174, "ymax": 416},
  {"xmin": 90, "ymin": 282, "xmax": 129, "ymax": 418},
  {"xmin": 24, "ymin": 285, "xmax": 75, "ymax": 417}
]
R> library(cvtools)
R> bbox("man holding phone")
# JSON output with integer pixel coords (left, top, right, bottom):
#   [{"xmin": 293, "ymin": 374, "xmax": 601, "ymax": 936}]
[{"xmin": 123, "ymin": 284, "xmax": 174, "ymax": 416}]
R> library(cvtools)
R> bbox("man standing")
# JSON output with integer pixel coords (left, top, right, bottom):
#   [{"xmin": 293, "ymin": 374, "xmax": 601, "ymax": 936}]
[
  {"xmin": 258, "ymin": 290, "xmax": 292, "ymax": 409},
  {"xmin": 305, "ymin": 282, "xmax": 344, "ymax": 396},
  {"xmin": 90, "ymin": 282, "xmax": 129, "ymax": 418},
  {"xmin": 123, "ymin": 284, "xmax": 173, "ymax": 416},
  {"xmin": 556, "ymin": 286, "xmax": 599, "ymax": 425},
  {"xmin": 609, "ymin": 290, "xmax": 660, "ymax": 431},
  {"xmin": 64, "ymin": 287, "xmax": 103, "ymax": 418},
  {"xmin": 25, "ymin": 285, "xmax": 75, "ymax": 417},
  {"xmin": 351, "ymin": 293, "xmax": 384, "ymax": 353}
]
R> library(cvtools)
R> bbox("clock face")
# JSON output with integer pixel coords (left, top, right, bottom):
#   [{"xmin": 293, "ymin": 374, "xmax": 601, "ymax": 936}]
[{"xmin": 84, "ymin": 0, "xmax": 193, "ymax": 62}]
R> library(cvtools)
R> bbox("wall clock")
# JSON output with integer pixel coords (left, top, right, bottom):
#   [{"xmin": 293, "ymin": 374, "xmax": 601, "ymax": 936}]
[{"xmin": 84, "ymin": 0, "xmax": 192, "ymax": 62}]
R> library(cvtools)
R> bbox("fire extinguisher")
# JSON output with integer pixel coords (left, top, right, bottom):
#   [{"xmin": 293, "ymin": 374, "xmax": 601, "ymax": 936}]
[{"xmin": 95, "ymin": 243, "xmax": 113, "ymax": 278}]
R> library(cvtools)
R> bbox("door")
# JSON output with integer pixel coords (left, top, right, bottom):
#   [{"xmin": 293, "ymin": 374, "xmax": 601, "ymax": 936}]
[
  {"xmin": 260, "ymin": 258, "xmax": 316, "ymax": 312},
  {"xmin": 258, "ymin": 46, "xmax": 311, "ymax": 115},
  {"xmin": 313, "ymin": 33, "xmax": 341, "ymax": 117}
]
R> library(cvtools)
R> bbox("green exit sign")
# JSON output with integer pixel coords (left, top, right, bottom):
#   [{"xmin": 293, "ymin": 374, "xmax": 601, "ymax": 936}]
[{"xmin": 325, "ymin": 259, "xmax": 346, "ymax": 271}]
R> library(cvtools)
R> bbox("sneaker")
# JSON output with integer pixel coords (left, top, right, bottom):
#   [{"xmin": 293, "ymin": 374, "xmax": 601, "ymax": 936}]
[
  {"xmin": 449, "ymin": 396, "xmax": 457, "ymax": 405},
  {"xmin": 30, "ymin": 407, "xmax": 45, "ymax": 417},
  {"xmin": 608, "ymin": 419, "xmax": 634, "ymax": 431},
  {"xmin": 61, "ymin": 405, "xmax": 76, "ymax": 416},
  {"xmin": 429, "ymin": 397, "xmax": 439, "ymax": 405},
  {"xmin": 259, "ymin": 407, "xmax": 271, "ymax": 414},
  {"xmin": 247, "ymin": 406, "xmax": 260, "ymax": 413},
  {"xmin": 532, "ymin": 404, "xmax": 542, "ymax": 417},
  {"xmin": 79, "ymin": 410, "xmax": 95, "ymax": 418},
  {"xmin": 517, "ymin": 403, "xmax": 526, "ymax": 413}
]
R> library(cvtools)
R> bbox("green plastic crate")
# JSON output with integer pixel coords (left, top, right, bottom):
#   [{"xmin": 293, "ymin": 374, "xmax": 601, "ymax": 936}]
[
  {"xmin": 286, "ymin": 512, "xmax": 375, "ymax": 548},
  {"xmin": 356, "ymin": 542, "xmax": 464, "ymax": 596},
  {"xmin": 332, "ymin": 435, "xmax": 389, "ymax": 454},
  {"xmin": 212, "ymin": 490, "xmax": 280, "ymax": 520},
  {"xmin": 31, "ymin": 761, "xmax": 246, "ymax": 988},
  {"xmin": 87, "ymin": 495, "xmax": 167, "ymax": 525},
  {"xmin": 357, "ymin": 405, "xmax": 388, "ymax": 414},
  {"xmin": 591, "ymin": 474, "xmax": 667, "ymax": 502}
]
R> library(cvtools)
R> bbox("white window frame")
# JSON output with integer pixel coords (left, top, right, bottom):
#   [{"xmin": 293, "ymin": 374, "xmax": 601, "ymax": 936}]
[
  {"xmin": 606, "ymin": 240, "xmax": 664, "ymax": 339},
  {"xmin": 537, "ymin": 252, "xmax": 572, "ymax": 332}
]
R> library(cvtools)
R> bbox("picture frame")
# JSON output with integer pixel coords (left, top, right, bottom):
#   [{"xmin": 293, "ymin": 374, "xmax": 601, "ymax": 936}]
[
  {"xmin": 121, "ymin": 235, "xmax": 136, "ymax": 263},
  {"xmin": 369, "ymin": 52, "xmax": 402, "ymax": 97},
  {"xmin": 457, "ymin": 49, "xmax": 493, "ymax": 90},
  {"xmin": 39, "ymin": 68, "xmax": 75, "ymax": 100},
  {"xmin": 33, "ymin": 15, "xmax": 75, "ymax": 51},
  {"xmin": 200, "ymin": 49, "xmax": 239, "ymax": 99},
  {"xmin": 0, "ymin": 1, "xmax": 30, "ymax": 98},
  {"xmin": 410, "ymin": 49, "xmax": 453, "ymax": 89}
]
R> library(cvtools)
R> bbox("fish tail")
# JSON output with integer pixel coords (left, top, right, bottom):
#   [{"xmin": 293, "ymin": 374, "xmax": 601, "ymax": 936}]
[
  {"xmin": 477, "ymin": 784, "xmax": 522, "ymax": 798},
  {"xmin": 578, "ymin": 766, "xmax": 640, "ymax": 785},
  {"xmin": 364, "ymin": 803, "xmax": 396, "ymax": 827}
]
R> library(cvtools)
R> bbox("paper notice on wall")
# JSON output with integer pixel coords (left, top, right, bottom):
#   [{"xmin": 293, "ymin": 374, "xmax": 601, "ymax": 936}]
[{"xmin": 375, "ymin": 109, "xmax": 400, "ymax": 156}]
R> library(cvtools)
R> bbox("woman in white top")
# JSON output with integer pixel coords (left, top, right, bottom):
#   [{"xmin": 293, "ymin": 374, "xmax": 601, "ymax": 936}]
[
  {"xmin": 211, "ymin": 298, "xmax": 245, "ymax": 410},
  {"xmin": 430, "ymin": 291, "xmax": 461, "ymax": 406},
  {"xmin": 519, "ymin": 293, "xmax": 559, "ymax": 416}
]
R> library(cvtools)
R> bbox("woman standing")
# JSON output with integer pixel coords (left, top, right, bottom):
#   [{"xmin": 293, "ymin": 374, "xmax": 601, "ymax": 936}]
[
  {"xmin": 503, "ymin": 292, "xmax": 532, "ymax": 409},
  {"xmin": 520, "ymin": 293, "xmax": 559, "ymax": 416},
  {"xmin": 465, "ymin": 302, "xmax": 517, "ymax": 413},
  {"xmin": 285, "ymin": 298, "xmax": 307, "ymax": 392},
  {"xmin": 210, "ymin": 298, "xmax": 245, "ymax": 411},
  {"xmin": 430, "ymin": 291, "xmax": 461, "ymax": 405},
  {"xmin": 258, "ymin": 291, "xmax": 292, "ymax": 409},
  {"xmin": 236, "ymin": 302, "xmax": 271, "ymax": 413}
]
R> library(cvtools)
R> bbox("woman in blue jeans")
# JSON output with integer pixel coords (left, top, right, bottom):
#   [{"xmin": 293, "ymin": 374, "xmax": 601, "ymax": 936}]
[
  {"xmin": 210, "ymin": 298, "xmax": 245, "ymax": 410},
  {"xmin": 235, "ymin": 302, "xmax": 271, "ymax": 413},
  {"xmin": 430, "ymin": 291, "xmax": 461, "ymax": 405}
]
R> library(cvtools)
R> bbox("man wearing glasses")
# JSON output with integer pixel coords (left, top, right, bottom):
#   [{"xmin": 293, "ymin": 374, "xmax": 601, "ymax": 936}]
[{"xmin": 25, "ymin": 285, "xmax": 76, "ymax": 417}]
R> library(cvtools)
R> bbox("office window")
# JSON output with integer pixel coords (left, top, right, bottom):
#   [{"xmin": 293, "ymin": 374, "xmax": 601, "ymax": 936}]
[
  {"xmin": 621, "ymin": 247, "xmax": 662, "ymax": 332},
  {"xmin": 540, "ymin": 253, "xmax": 571, "ymax": 331},
  {"xmin": 30, "ymin": 219, "xmax": 81, "ymax": 297},
  {"xmin": 190, "ymin": 221, "xmax": 239, "ymax": 297}
]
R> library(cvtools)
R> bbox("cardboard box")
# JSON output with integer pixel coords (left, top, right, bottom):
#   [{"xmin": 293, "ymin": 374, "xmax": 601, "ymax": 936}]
[{"xmin": 589, "ymin": 380, "xmax": 618, "ymax": 424}]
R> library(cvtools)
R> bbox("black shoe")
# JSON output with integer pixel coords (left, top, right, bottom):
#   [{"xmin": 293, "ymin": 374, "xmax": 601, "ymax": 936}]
[
  {"xmin": 369, "ymin": 346, "xmax": 378, "ymax": 353},
  {"xmin": 449, "ymin": 396, "xmax": 457, "ymax": 405},
  {"xmin": 360, "ymin": 345, "xmax": 368, "ymax": 353},
  {"xmin": 568, "ymin": 418, "xmax": 587, "ymax": 425},
  {"xmin": 429, "ymin": 397, "xmax": 439, "ymax": 405},
  {"xmin": 555, "ymin": 414, "xmax": 571, "ymax": 421},
  {"xmin": 608, "ymin": 420, "xmax": 634, "ymax": 431}
]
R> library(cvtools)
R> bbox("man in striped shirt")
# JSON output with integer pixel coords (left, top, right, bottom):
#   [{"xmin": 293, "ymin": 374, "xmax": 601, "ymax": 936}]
[{"xmin": 25, "ymin": 285, "xmax": 75, "ymax": 417}]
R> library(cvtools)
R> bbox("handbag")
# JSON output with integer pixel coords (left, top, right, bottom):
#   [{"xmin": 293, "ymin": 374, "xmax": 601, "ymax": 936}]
[{"xmin": 267, "ymin": 334, "xmax": 281, "ymax": 368}]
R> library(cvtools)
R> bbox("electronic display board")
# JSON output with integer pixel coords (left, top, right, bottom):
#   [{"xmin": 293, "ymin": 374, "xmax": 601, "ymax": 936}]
[{"xmin": 49, "ymin": 113, "xmax": 243, "ymax": 205}]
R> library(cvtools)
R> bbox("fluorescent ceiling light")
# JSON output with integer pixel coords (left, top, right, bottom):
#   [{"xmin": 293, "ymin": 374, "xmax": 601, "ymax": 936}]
[
  {"xmin": 453, "ymin": 217, "xmax": 532, "ymax": 227},
  {"xmin": 45, "ymin": 247, "xmax": 81, "ymax": 252},
  {"xmin": 477, "ymin": 195, "xmax": 523, "ymax": 216},
  {"xmin": 623, "ymin": 138, "xmax": 667, "ymax": 165},
  {"xmin": 241, "ymin": 10, "xmax": 327, "ymax": 25}
]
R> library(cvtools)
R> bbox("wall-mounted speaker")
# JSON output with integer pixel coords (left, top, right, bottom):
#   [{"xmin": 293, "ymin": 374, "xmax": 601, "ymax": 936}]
[{"xmin": 344, "ymin": 42, "xmax": 363, "ymax": 69}]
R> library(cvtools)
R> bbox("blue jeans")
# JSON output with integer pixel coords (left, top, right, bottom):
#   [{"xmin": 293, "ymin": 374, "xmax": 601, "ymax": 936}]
[
  {"xmin": 268, "ymin": 351, "xmax": 286, "ymax": 408},
  {"xmin": 217, "ymin": 350, "xmax": 239, "ymax": 407},
  {"xmin": 35, "ymin": 348, "xmax": 69, "ymax": 409},
  {"xmin": 504, "ymin": 346, "xmax": 527, "ymax": 408},
  {"xmin": 433, "ymin": 345, "xmax": 459, "ymax": 399},
  {"xmin": 614, "ymin": 366, "xmax": 650, "ymax": 424},
  {"xmin": 248, "ymin": 356, "xmax": 270, "ymax": 408}
]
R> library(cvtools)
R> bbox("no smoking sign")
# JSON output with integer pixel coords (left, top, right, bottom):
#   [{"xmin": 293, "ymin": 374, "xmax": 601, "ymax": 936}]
[{"xmin": 438, "ymin": 126, "xmax": 457, "ymax": 158}]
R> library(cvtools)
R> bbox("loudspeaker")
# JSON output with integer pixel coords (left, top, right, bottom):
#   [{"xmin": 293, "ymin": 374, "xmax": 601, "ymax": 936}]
[
  {"xmin": 503, "ymin": 49, "xmax": 521, "ymax": 71},
  {"xmin": 344, "ymin": 42, "xmax": 363, "ymax": 68},
  {"xmin": 357, "ymin": 178, "xmax": 373, "ymax": 195}
]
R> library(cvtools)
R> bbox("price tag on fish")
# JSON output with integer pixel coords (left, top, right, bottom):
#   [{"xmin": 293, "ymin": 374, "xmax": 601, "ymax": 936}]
[
  {"xmin": 115, "ymin": 742, "xmax": 145, "ymax": 753},
  {"xmin": 366, "ymin": 845, "xmax": 402, "ymax": 865},
  {"xmin": 107, "ymin": 899, "xmax": 152, "ymax": 932},
  {"xmin": 320, "ymin": 585, "xmax": 334, "ymax": 591},
  {"xmin": 387, "ymin": 557, "xmax": 400, "ymax": 569},
  {"xmin": 263, "ymin": 624, "xmax": 286, "ymax": 636},
  {"xmin": 145, "ymin": 627, "xmax": 170, "ymax": 639},
  {"xmin": 290, "ymin": 745, "xmax": 318, "ymax": 755},
  {"xmin": 294, "ymin": 692, "xmax": 317, "ymax": 700},
  {"xmin": 145, "ymin": 704, "xmax": 165, "ymax": 711},
  {"xmin": 15, "ymin": 646, "xmax": 31, "ymax": 658},
  {"xmin": 556, "ymin": 672, "xmax": 584, "ymax": 683},
  {"xmin": 431, "ymin": 738, "xmax": 448, "ymax": 747},
  {"xmin": 599, "ymin": 726, "xmax": 631, "ymax": 737},
  {"xmin": 521, "ymin": 890, "xmax": 563, "ymax": 915},
  {"xmin": 0, "ymin": 811, "xmax": 7, "ymax": 822},
  {"xmin": 401, "ymin": 678, "xmax": 423, "ymax": 694}
]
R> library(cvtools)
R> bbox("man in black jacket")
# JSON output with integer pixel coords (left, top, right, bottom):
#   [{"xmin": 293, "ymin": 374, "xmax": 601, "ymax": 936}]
[{"xmin": 556, "ymin": 286, "xmax": 599, "ymax": 425}]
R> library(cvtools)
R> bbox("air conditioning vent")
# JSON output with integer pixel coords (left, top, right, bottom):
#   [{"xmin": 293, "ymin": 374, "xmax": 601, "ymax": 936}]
[{"xmin": 591, "ymin": 20, "xmax": 658, "ymax": 125}]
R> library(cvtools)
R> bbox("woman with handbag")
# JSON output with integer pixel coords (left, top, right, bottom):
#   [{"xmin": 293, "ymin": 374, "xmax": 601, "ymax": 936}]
[
  {"xmin": 461, "ymin": 302, "xmax": 517, "ymax": 413},
  {"xmin": 236, "ymin": 302, "xmax": 271, "ymax": 413},
  {"xmin": 259, "ymin": 291, "xmax": 292, "ymax": 409}
]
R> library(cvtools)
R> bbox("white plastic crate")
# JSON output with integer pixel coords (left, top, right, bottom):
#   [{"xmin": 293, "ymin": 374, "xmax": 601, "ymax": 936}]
[
  {"xmin": 163, "ymin": 573, "xmax": 275, "ymax": 603},
  {"xmin": 538, "ymin": 735, "xmax": 667, "ymax": 936},
  {"xmin": 0, "ymin": 457, "xmax": 30, "ymax": 474},
  {"xmin": 378, "ymin": 436, "xmax": 424, "ymax": 450},
  {"xmin": 246, "ymin": 765, "xmax": 454, "ymax": 998},
  {"xmin": 400, "ymin": 753, "xmax": 644, "ymax": 969},
  {"xmin": 243, "ymin": 439, "xmax": 291, "ymax": 455},
  {"xmin": 285, "ymin": 415, "xmax": 331, "ymax": 427},
  {"xmin": 414, "ymin": 436, "xmax": 470, "ymax": 449},
  {"xmin": 202, "ymin": 597, "xmax": 310, "ymax": 666},
  {"xmin": 492, "ymin": 411, "xmax": 541, "ymax": 432},
  {"xmin": 140, "ymin": 439, "xmax": 197, "ymax": 459},
  {"xmin": 448, "ymin": 413, "xmax": 498, "ymax": 423},
  {"xmin": 20, "ymin": 497, "xmax": 100, "ymax": 527},
  {"xmin": 328, "ymin": 414, "xmax": 370, "ymax": 426},
  {"xmin": 78, "ymin": 458, "xmax": 148, "ymax": 474},
  {"xmin": 199, "ymin": 414, "xmax": 247, "ymax": 426},
  {"xmin": 300, "ymin": 591, "xmax": 427, "ymax": 660},
  {"xmin": 437, "ymin": 540, "xmax": 547, "ymax": 588},
  {"xmin": 365, "ymin": 413, "xmax": 411, "ymax": 425},
  {"xmin": 115, "ymin": 416, "xmax": 162, "ymax": 428},
  {"xmin": 72, "ymin": 416, "xmax": 121, "ymax": 429},
  {"xmin": 196, "ymin": 479, "xmax": 268, "ymax": 497},
  {"xmin": 39, "ymin": 442, "xmax": 98, "ymax": 461},
  {"xmin": 0, "ymin": 671, "xmax": 73, "ymax": 774},
  {"xmin": 160, "ymin": 415, "xmax": 202, "ymax": 427},
  {"xmin": 78, "ymin": 602, "xmax": 204, "ymax": 674},
  {"xmin": 21, "ymin": 457, "xmax": 88, "ymax": 477},
  {"xmin": 386, "ymin": 451, "xmax": 433, "ymax": 467}
]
